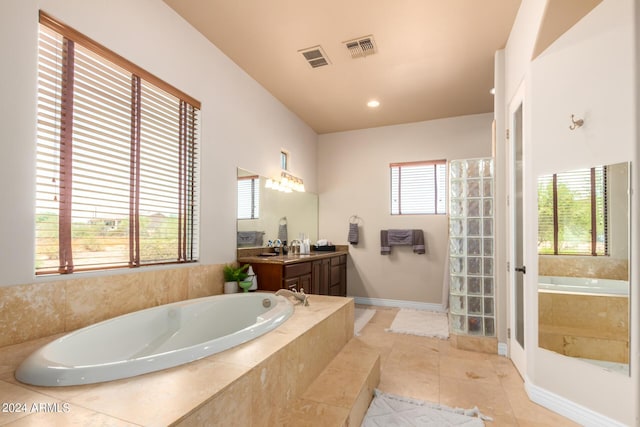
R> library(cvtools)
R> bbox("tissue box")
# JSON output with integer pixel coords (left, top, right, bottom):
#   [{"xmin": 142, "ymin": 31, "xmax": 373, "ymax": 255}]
[{"xmin": 314, "ymin": 245, "xmax": 336, "ymax": 252}]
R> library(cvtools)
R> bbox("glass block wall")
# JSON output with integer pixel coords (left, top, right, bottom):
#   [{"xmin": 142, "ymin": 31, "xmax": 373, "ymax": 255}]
[{"xmin": 449, "ymin": 158, "xmax": 495, "ymax": 336}]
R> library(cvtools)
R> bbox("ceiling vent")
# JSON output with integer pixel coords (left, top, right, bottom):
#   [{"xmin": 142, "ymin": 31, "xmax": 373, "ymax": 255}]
[
  {"xmin": 299, "ymin": 45, "xmax": 331, "ymax": 68},
  {"xmin": 344, "ymin": 35, "xmax": 377, "ymax": 59}
]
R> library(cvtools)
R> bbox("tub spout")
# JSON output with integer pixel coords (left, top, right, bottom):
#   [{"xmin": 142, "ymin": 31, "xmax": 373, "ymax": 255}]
[{"xmin": 275, "ymin": 288, "xmax": 309, "ymax": 306}]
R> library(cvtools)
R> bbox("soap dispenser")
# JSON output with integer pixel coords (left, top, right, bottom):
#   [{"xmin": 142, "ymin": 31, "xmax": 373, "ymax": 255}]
[{"xmin": 247, "ymin": 265, "xmax": 258, "ymax": 291}]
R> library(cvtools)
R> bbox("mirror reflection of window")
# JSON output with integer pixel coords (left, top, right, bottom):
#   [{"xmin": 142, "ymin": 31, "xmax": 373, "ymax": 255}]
[
  {"xmin": 237, "ymin": 175, "xmax": 260, "ymax": 220},
  {"xmin": 537, "ymin": 166, "xmax": 607, "ymax": 256}
]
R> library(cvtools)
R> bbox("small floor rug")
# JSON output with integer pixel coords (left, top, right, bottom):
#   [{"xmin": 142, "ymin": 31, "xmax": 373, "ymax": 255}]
[
  {"xmin": 386, "ymin": 308, "xmax": 449, "ymax": 339},
  {"xmin": 362, "ymin": 389, "xmax": 489, "ymax": 426},
  {"xmin": 354, "ymin": 308, "xmax": 376, "ymax": 335}
]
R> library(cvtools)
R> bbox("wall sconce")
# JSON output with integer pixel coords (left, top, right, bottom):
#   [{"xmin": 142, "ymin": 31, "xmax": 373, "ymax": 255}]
[{"xmin": 265, "ymin": 171, "xmax": 305, "ymax": 193}]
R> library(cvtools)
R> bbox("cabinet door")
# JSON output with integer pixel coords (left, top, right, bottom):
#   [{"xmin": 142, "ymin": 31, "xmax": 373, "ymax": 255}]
[
  {"xmin": 284, "ymin": 277, "xmax": 300, "ymax": 291},
  {"xmin": 299, "ymin": 274, "xmax": 312, "ymax": 294},
  {"xmin": 311, "ymin": 260, "xmax": 321, "ymax": 294}
]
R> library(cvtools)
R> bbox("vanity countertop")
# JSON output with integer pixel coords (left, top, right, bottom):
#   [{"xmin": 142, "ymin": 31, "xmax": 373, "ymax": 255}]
[{"xmin": 238, "ymin": 249, "xmax": 348, "ymax": 265}]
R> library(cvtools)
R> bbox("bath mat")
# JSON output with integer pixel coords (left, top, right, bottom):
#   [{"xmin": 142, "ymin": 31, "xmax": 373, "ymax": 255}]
[
  {"xmin": 386, "ymin": 308, "xmax": 449, "ymax": 339},
  {"xmin": 354, "ymin": 308, "xmax": 376, "ymax": 335},
  {"xmin": 362, "ymin": 389, "xmax": 489, "ymax": 426}
]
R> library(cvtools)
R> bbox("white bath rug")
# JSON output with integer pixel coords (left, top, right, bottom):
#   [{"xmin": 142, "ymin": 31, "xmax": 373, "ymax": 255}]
[
  {"xmin": 362, "ymin": 389, "xmax": 490, "ymax": 426},
  {"xmin": 386, "ymin": 308, "xmax": 449, "ymax": 339},
  {"xmin": 354, "ymin": 308, "xmax": 376, "ymax": 335}
]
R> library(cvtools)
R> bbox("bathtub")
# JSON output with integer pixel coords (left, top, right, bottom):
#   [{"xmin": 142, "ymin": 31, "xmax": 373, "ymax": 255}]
[
  {"xmin": 16, "ymin": 292, "xmax": 293, "ymax": 387},
  {"xmin": 538, "ymin": 275, "xmax": 628, "ymax": 296}
]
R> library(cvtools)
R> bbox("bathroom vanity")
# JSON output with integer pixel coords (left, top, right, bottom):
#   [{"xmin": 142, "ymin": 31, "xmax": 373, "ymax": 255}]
[{"xmin": 237, "ymin": 249, "xmax": 347, "ymax": 296}]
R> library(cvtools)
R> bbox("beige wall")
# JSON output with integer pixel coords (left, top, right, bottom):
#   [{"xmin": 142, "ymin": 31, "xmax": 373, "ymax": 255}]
[
  {"xmin": 0, "ymin": 0, "xmax": 318, "ymax": 288},
  {"xmin": 500, "ymin": 0, "xmax": 637, "ymax": 424},
  {"xmin": 317, "ymin": 114, "xmax": 493, "ymax": 305},
  {"xmin": 0, "ymin": 0, "xmax": 318, "ymax": 355}
]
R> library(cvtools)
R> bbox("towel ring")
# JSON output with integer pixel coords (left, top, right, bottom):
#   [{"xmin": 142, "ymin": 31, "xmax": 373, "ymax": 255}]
[
  {"xmin": 349, "ymin": 215, "xmax": 362, "ymax": 224},
  {"xmin": 279, "ymin": 216, "xmax": 287, "ymax": 225}
]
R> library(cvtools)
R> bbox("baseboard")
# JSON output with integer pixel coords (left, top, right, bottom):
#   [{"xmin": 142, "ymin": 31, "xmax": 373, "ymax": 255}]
[
  {"xmin": 352, "ymin": 296, "xmax": 445, "ymax": 312},
  {"xmin": 497, "ymin": 342, "xmax": 508, "ymax": 356},
  {"xmin": 526, "ymin": 382, "xmax": 627, "ymax": 427}
]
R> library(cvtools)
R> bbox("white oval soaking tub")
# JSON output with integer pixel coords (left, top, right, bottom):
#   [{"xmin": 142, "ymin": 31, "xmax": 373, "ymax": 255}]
[{"xmin": 16, "ymin": 292, "xmax": 293, "ymax": 387}]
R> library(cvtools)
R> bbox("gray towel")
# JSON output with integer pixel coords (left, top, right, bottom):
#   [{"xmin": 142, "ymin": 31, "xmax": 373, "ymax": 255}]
[
  {"xmin": 237, "ymin": 231, "xmax": 265, "ymax": 247},
  {"xmin": 277, "ymin": 223, "xmax": 288, "ymax": 242},
  {"xmin": 388, "ymin": 229, "xmax": 413, "ymax": 245},
  {"xmin": 412, "ymin": 229, "xmax": 425, "ymax": 254},
  {"xmin": 380, "ymin": 229, "xmax": 425, "ymax": 254},
  {"xmin": 380, "ymin": 230, "xmax": 390, "ymax": 255},
  {"xmin": 348, "ymin": 223, "xmax": 359, "ymax": 245}
]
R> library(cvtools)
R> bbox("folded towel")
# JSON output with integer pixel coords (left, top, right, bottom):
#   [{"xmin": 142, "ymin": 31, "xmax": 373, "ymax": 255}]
[
  {"xmin": 237, "ymin": 231, "xmax": 265, "ymax": 247},
  {"xmin": 388, "ymin": 229, "xmax": 413, "ymax": 245},
  {"xmin": 380, "ymin": 230, "xmax": 390, "ymax": 255},
  {"xmin": 380, "ymin": 229, "xmax": 425, "ymax": 254},
  {"xmin": 348, "ymin": 223, "xmax": 359, "ymax": 245},
  {"xmin": 412, "ymin": 229, "xmax": 425, "ymax": 254}
]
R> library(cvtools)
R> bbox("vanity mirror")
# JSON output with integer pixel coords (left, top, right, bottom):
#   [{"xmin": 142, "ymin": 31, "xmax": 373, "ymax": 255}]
[
  {"xmin": 236, "ymin": 168, "xmax": 318, "ymax": 248},
  {"xmin": 537, "ymin": 162, "xmax": 630, "ymax": 375}
]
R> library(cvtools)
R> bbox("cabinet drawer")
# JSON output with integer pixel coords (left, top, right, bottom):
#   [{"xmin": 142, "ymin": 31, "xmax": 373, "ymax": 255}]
[{"xmin": 284, "ymin": 262, "xmax": 311, "ymax": 278}]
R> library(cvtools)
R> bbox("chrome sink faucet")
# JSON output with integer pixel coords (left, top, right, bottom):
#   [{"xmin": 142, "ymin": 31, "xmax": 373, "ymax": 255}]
[{"xmin": 275, "ymin": 288, "xmax": 309, "ymax": 306}]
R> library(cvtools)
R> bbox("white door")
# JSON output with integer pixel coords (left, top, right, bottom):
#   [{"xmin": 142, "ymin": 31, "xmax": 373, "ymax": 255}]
[{"xmin": 507, "ymin": 85, "xmax": 526, "ymax": 377}]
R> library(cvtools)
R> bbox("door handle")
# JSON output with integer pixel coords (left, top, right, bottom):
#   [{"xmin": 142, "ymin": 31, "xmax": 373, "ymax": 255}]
[{"xmin": 515, "ymin": 266, "xmax": 526, "ymax": 274}]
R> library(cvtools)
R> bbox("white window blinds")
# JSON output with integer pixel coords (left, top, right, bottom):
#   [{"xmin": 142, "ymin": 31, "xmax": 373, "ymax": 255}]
[
  {"xmin": 35, "ymin": 12, "xmax": 199, "ymax": 274},
  {"xmin": 237, "ymin": 176, "xmax": 260, "ymax": 220},
  {"xmin": 537, "ymin": 166, "xmax": 607, "ymax": 255},
  {"xmin": 390, "ymin": 160, "xmax": 447, "ymax": 215}
]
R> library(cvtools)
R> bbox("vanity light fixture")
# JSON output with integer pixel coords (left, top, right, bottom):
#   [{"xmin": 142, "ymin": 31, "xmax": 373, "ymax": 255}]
[
  {"xmin": 265, "ymin": 171, "xmax": 305, "ymax": 193},
  {"xmin": 367, "ymin": 100, "xmax": 380, "ymax": 108}
]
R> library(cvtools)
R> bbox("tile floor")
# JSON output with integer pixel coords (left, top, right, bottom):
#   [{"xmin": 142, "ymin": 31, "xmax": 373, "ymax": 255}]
[{"xmin": 357, "ymin": 305, "xmax": 579, "ymax": 426}]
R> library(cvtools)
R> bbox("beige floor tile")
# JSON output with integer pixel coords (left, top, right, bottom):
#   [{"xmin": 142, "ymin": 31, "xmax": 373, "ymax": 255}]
[
  {"xmin": 439, "ymin": 355, "xmax": 501, "ymax": 385},
  {"xmin": 356, "ymin": 305, "xmax": 578, "ymax": 427},
  {"xmin": 439, "ymin": 377, "xmax": 517, "ymax": 425}
]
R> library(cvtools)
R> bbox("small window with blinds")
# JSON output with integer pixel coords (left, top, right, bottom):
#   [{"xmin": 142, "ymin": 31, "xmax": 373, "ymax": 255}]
[
  {"xmin": 35, "ymin": 12, "xmax": 200, "ymax": 275},
  {"xmin": 237, "ymin": 176, "xmax": 260, "ymax": 220},
  {"xmin": 390, "ymin": 160, "xmax": 447, "ymax": 215},
  {"xmin": 538, "ymin": 166, "xmax": 608, "ymax": 256}
]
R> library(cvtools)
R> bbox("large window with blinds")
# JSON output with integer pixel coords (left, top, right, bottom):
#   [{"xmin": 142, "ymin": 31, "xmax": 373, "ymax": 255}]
[
  {"xmin": 390, "ymin": 160, "xmax": 447, "ymax": 215},
  {"xmin": 35, "ymin": 12, "xmax": 200, "ymax": 275},
  {"xmin": 538, "ymin": 166, "xmax": 607, "ymax": 256}
]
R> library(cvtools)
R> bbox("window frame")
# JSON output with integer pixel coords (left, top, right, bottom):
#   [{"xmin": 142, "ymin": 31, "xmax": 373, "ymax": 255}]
[
  {"xmin": 237, "ymin": 175, "xmax": 260, "ymax": 220},
  {"xmin": 35, "ymin": 11, "xmax": 200, "ymax": 275},
  {"xmin": 390, "ymin": 159, "xmax": 447, "ymax": 215}
]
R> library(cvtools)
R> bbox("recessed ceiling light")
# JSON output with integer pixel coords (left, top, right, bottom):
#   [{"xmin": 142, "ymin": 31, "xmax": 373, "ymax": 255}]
[{"xmin": 367, "ymin": 100, "xmax": 380, "ymax": 108}]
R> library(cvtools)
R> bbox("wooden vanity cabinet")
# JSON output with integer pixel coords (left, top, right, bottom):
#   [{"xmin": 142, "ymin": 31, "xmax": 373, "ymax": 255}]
[
  {"xmin": 247, "ymin": 253, "xmax": 346, "ymax": 296},
  {"xmin": 283, "ymin": 262, "xmax": 312, "ymax": 293},
  {"xmin": 329, "ymin": 254, "xmax": 347, "ymax": 296}
]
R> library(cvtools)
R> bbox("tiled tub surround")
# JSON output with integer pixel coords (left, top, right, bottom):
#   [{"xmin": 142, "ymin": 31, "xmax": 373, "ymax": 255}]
[
  {"xmin": 0, "ymin": 264, "xmax": 225, "ymax": 349},
  {"xmin": 537, "ymin": 256, "xmax": 630, "ymax": 364},
  {"xmin": 539, "ymin": 255, "xmax": 628, "ymax": 281},
  {"xmin": 538, "ymin": 291, "xmax": 629, "ymax": 363},
  {"xmin": 0, "ymin": 295, "xmax": 354, "ymax": 426}
]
